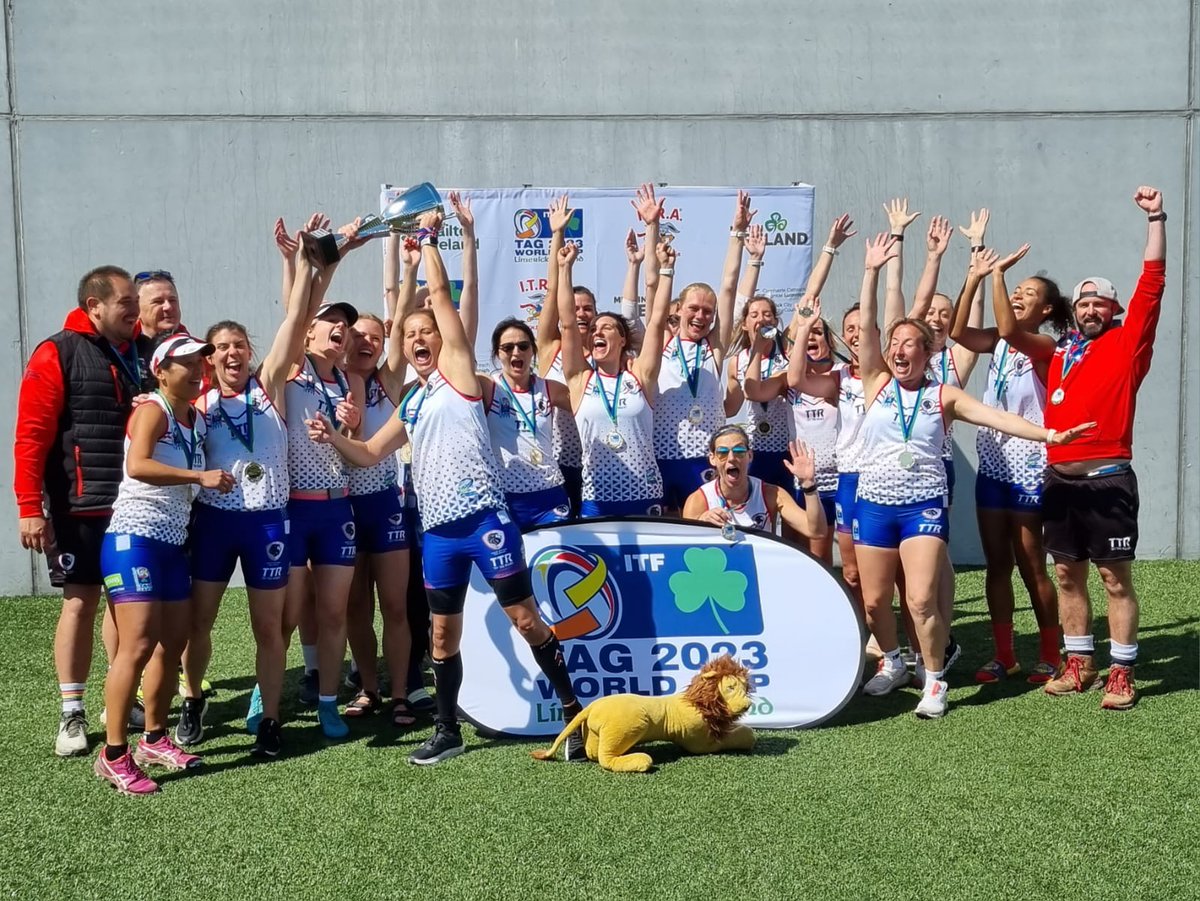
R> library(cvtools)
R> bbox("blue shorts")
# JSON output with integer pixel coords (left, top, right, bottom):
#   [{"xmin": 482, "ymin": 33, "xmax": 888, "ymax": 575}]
[
  {"xmin": 351, "ymin": 487, "xmax": 412, "ymax": 554},
  {"xmin": 191, "ymin": 503, "xmax": 290, "ymax": 590},
  {"xmin": 852, "ymin": 498, "xmax": 949, "ymax": 549},
  {"xmin": 944, "ymin": 458, "xmax": 956, "ymax": 506},
  {"xmin": 834, "ymin": 472, "xmax": 859, "ymax": 535},
  {"xmin": 750, "ymin": 450, "xmax": 792, "ymax": 491},
  {"xmin": 506, "ymin": 486, "xmax": 571, "ymax": 531},
  {"xmin": 658, "ymin": 457, "xmax": 714, "ymax": 510},
  {"xmin": 287, "ymin": 497, "xmax": 357, "ymax": 568},
  {"xmin": 795, "ymin": 488, "xmax": 837, "ymax": 526},
  {"xmin": 579, "ymin": 498, "xmax": 664, "ymax": 519},
  {"xmin": 560, "ymin": 464, "xmax": 583, "ymax": 517},
  {"xmin": 422, "ymin": 509, "xmax": 527, "ymax": 591},
  {"xmin": 101, "ymin": 533, "xmax": 190, "ymax": 603},
  {"xmin": 975, "ymin": 472, "xmax": 1042, "ymax": 512}
]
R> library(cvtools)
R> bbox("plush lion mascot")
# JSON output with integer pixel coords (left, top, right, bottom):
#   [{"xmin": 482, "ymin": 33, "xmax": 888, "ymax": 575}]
[{"xmin": 531, "ymin": 655, "xmax": 755, "ymax": 773}]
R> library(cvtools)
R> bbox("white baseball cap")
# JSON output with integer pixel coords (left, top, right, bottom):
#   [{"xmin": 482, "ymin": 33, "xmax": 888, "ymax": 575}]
[
  {"xmin": 150, "ymin": 334, "xmax": 214, "ymax": 374},
  {"xmin": 313, "ymin": 301, "xmax": 359, "ymax": 325},
  {"xmin": 1071, "ymin": 277, "xmax": 1125, "ymax": 314}
]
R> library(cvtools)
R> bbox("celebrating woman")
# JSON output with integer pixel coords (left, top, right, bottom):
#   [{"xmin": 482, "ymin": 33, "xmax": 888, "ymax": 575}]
[{"xmin": 96, "ymin": 335, "xmax": 233, "ymax": 794}]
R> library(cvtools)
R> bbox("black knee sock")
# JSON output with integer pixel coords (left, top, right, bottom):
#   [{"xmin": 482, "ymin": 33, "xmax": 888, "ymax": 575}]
[
  {"xmin": 531, "ymin": 634, "xmax": 578, "ymax": 710},
  {"xmin": 104, "ymin": 743, "xmax": 127, "ymax": 761},
  {"xmin": 145, "ymin": 729, "xmax": 166, "ymax": 744},
  {"xmin": 430, "ymin": 653, "xmax": 462, "ymax": 729}
]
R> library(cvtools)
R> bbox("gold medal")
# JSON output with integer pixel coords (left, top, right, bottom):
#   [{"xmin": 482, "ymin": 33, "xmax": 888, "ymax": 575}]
[
  {"xmin": 399, "ymin": 444, "xmax": 413, "ymax": 464},
  {"xmin": 529, "ymin": 447, "xmax": 544, "ymax": 466},
  {"xmin": 243, "ymin": 461, "xmax": 265, "ymax": 483}
]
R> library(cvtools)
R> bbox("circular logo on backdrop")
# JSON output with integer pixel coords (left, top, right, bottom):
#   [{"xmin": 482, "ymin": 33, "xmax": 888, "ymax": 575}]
[
  {"xmin": 530, "ymin": 547, "xmax": 621, "ymax": 641},
  {"xmin": 514, "ymin": 209, "xmax": 541, "ymax": 240}
]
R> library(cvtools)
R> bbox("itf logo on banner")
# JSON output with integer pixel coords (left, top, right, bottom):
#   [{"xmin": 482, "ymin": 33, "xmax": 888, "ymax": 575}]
[{"xmin": 513, "ymin": 209, "xmax": 584, "ymax": 263}]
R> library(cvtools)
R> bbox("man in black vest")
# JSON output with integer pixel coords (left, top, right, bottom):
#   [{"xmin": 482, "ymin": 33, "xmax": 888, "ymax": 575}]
[{"xmin": 14, "ymin": 266, "xmax": 154, "ymax": 757}]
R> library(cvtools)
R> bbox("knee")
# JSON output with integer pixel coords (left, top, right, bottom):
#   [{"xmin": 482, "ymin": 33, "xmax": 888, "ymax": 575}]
[
  {"xmin": 61, "ymin": 596, "xmax": 101, "ymax": 620},
  {"xmin": 1098, "ymin": 568, "xmax": 1132, "ymax": 601},
  {"xmin": 121, "ymin": 637, "xmax": 157, "ymax": 669},
  {"xmin": 430, "ymin": 621, "xmax": 455, "ymax": 653}
]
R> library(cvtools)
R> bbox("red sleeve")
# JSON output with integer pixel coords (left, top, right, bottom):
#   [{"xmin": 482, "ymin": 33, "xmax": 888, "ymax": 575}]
[
  {"xmin": 1121, "ymin": 259, "xmax": 1166, "ymax": 387},
  {"xmin": 14, "ymin": 341, "xmax": 65, "ymax": 518}
]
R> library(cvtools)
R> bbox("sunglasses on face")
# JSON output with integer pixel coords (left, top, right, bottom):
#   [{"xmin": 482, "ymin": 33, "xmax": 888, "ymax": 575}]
[
  {"xmin": 713, "ymin": 445, "xmax": 749, "ymax": 457},
  {"xmin": 135, "ymin": 269, "xmax": 174, "ymax": 284},
  {"xmin": 499, "ymin": 341, "xmax": 532, "ymax": 354}
]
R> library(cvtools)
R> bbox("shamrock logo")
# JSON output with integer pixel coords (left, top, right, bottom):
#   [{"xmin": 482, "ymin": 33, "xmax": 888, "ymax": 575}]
[
  {"xmin": 765, "ymin": 212, "xmax": 787, "ymax": 232},
  {"xmin": 567, "ymin": 212, "xmax": 582, "ymax": 232},
  {"xmin": 668, "ymin": 547, "xmax": 747, "ymax": 635}
]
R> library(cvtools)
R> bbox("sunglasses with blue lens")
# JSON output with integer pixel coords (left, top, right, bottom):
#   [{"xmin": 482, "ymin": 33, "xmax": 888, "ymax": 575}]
[
  {"xmin": 713, "ymin": 445, "xmax": 749, "ymax": 457},
  {"xmin": 134, "ymin": 269, "xmax": 174, "ymax": 284}
]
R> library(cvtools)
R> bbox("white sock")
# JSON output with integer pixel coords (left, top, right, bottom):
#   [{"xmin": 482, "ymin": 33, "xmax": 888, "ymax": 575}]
[
  {"xmin": 883, "ymin": 648, "xmax": 903, "ymax": 669},
  {"xmin": 302, "ymin": 644, "xmax": 319, "ymax": 673},
  {"xmin": 1063, "ymin": 634, "xmax": 1094, "ymax": 655},
  {"xmin": 1110, "ymin": 641, "xmax": 1138, "ymax": 666},
  {"xmin": 60, "ymin": 682, "xmax": 86, "ymax": 714},
  {"xmin": 925, "ymin": 669, "xmax": 945, "ymax": 686}
]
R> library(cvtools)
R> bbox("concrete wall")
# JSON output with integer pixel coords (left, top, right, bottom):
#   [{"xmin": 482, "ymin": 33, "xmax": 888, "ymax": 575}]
[{"xmin": 4, "ymin": 1, "xmax": 1197, "ymax": 592}]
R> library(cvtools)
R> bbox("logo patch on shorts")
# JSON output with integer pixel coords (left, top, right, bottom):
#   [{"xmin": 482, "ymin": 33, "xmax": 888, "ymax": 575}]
[
  {"xmin": 483, "ymin": 529, "xmax": 506, "ymax": 550},
  {"xmin": 921, "ymin": 508, "xmax": 942, "ymax": 521},
  {"xmin": 103, "ymin": 573, "xmax": 123, "ymax": 590},
  {"xmin": 388, "ymin": 513, "xmax": 404, "ymax": 527},
  {"xmin": 852, "ymin": 519, "xmax": 860, "ymax": 541},
  {"xmin": 266, "ymin": 541, "xmax": 285, "ymax": 562},
  {"xmin": 133, "ymin": 566, "xmax": 153, "ymax": 593},
  {"xmin": 58, "ymin": 553, "xmax": 76, "ymax": 573},
  {"xmin": 834, "ymin": 502, "xmax": 844, "ymax": 525},
  {"xmin": 342, "ymin": 522, "xmax": 356, "ymax": 540},
  {"xmin": 647, "ymin": 504, "xmax": 663, "ymax": 517},
  {"xmin": 553, "ymin": 504, "xmax": 570, "ymax": 518}
]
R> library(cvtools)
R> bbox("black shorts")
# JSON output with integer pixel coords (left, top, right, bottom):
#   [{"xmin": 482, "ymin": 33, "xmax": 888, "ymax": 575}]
[
  {"xmin": 1042, "ymin": 467, "xmax": 1139, "ymax": 563},
  {"xmin": 48, "ymin": 512, "xmax": 110, "ymax": 588}
]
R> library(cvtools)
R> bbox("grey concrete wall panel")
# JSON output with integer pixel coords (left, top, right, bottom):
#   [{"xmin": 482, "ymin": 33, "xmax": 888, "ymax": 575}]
[
  {"xmin": 1180, "ymin": 113, "xmax": 1200, "ymax": 558},
  {"xmin": 11, "ymin": 1, "xmax": 1193, "ymax": 117}
]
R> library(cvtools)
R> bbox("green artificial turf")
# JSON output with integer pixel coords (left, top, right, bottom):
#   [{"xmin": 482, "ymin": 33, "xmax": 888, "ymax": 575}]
[{"xmin": 0, "ymin": 563, "xmax": 1196, "ymax": 900}]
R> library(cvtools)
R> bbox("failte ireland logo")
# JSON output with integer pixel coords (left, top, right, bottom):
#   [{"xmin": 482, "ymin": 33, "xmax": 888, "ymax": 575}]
[{"xmin": 533, "ymin": 547, "xmax": 621, "ymax": 641}]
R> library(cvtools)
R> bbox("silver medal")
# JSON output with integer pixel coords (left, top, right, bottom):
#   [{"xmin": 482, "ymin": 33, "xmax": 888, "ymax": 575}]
[
  {"xmin": 688, "ymin": 403, "xmax": 704, "ymax": 425},
  {"xmin": 758, "ymin": 326, "xmax": 778, "ymax": 340},
  {"xmin": 399, "ymin": 444, "xmax": 413, "ymax": 464},
  {"xmin": 606, "ymin": 430, "xmax": 625, "ymax": 451},
  {"xmin": 721, "ymin": 521, "xmax": 737, "ymax": 541},
  {"xmin": 897, "ymin": 449, "xmax": 915, "ymax": 470},
  {"xmin": 1051, "ymin": 388, "xmax": 1065, "ymax": 405}
]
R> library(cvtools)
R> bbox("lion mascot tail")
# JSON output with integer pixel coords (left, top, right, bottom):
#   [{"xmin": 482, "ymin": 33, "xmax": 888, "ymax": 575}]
[{"xmin": 530, "ymin": 706, "xmax": 589, "ymax": 761}]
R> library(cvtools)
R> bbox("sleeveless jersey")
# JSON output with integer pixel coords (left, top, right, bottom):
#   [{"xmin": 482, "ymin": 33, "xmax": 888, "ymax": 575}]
[
  {"xmin": 856, "ymin": 380, "xmax": 948, "ymax": 505},
  {"xmin": 786, "ymin": 388, "xmax": 839, "ymax": 494},
  {"xmin": 197, "ymin": 376, "xmax": 288, "ymax": 512},
  {"xmin": 348, "ymin": 373, "xmax": 400, "ymax": 496},
  {"xmin": 577, "ymin": 369, "xmax": 663, "ymax": 503},
  {"xmin": 545, "ymin": 351, "xmax": 584, "ymax": 468},
  {"xmin": 400, "ymin": 370, "xmax": 506, "ymax": 530},
  {"xmin": 977, "ymin": 339, "xmax": 1046, "ymax": 490},
  {"xmin": 928, "ymin": 347, "xmax": 962, "ymax": 460},
  {"xmin": 733, "ymin": 348, "xmax": 790, "ymax": 453},
  {"xmin": 284, "ymin": 356, "xmax": 351, "ymax": 492},
  {"xmin": 108, "ymin": 393, "xmax": 205, "ymax": 546},
  {"xmin": 655, "ymin": 337, "xmax": 724, "ymax": 459},
  {"xmin": 835, "ymin": 364, "xmax": 867, "ymax": 473},
  {"xmin": 487, "ymin": 373, "xmax": 563, "ymax": 494},
  {"xmin": 699, "ymin": 476, "xmax": 772, "ymax": 531}
]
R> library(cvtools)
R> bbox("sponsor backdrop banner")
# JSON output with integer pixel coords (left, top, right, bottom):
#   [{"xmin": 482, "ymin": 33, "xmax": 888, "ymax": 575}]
[
  {"xmin": 457, "ymin": 518, "xmax": 863, "ymax": 737},
  {"xmin": 381, "ymin": 185, "xmax": 815, "ymax": 362}
]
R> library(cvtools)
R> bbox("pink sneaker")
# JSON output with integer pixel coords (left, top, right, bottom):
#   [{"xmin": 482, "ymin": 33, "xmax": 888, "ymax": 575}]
[
  {"xmin": 94, "ymin": 748, "xmax": 159, "ymax": 795},
  {"xmin": 134, "ymin": 734, "xmax": 203, "ymax": 771}
]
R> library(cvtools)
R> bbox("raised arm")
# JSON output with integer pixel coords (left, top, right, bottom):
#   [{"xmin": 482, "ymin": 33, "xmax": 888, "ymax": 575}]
[
  {"xmin": 555, "ymin": 242, "xmax": 589, "ymax": 385},
  {"xmin": 536, "ymin": 194, "xmax": 572, "ymax": 365},
  {"xmin": 633, "ymin": 241, "xmax": 675, "ymax": 394},
  {"xmin": 1121, "ymin": 186, "xmax": 1167, "ymax": 360},
  {"xmin": 911, "ymin": 215, "xmax": 953, "ymax": 320},
  {"xmin": 787, "ymin": 214, "xmax": 856, "ymax": 346},
  {"xmin": 419, "ymin": 211, "xmax": 476, "ymax": 392},
  {"xmin": 859, "ymin": 233, "xmax": 902, "ymax": 388},
  {"xmin": 948, "ymin": 247, "xmax": 1000, "ymax": 354},
  {"xmin": 777, "ymin": 440, "xmax": 827, "ymax": 539},
  {"xmin": 379, "ymin": 237, "xmax": 421, "ymax": 397},
  {"xmin": 632, "ymin": 184, "xmax": 664, "ymax": 310},
  {"xmin": 944, "ymin": 385, "xmax": 1094, "ymax": 445},
  {"xmin": 274, "ymin": 213, "xmax": 328, "ymax": 312},
  {"xmin": 261, "ymin": 233, "xmax": 317, "ymax": 405},
  {"xmin": 620, "ymin": 228, "xmax": 647, "ymax": 347},
  {"xmin": 743, "ymin": 328, "xmax": 788, "ymax": 403},
  {"xmin": 715, "ymin": 191, "xmax": 755, "ymax": 359},
  {"xmin": 785, "ymin": 300, "xmax": 840, "ymax": 402},
  {"xmin": 448, "ymin": 191, "xmax": 479, "ymax": 346},
  {"xmin": 882, "ymin": 197, "xmax": 921, "ymax": 330}
]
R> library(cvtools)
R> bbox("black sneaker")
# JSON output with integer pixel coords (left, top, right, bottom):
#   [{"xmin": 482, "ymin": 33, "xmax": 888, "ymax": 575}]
[
  {"xmin": 251, "ymin": 718, "xmax": 282, "ymax": 759},
  {"xmin": 563, "ymin": 730, "xmax": 587, "ymax": 762},
  {"xmin": 174, "ymin": 697, "xmax": 207, "ymax": 747},
  {"xmin": 408, "ymin": 724, "xmax": 465, "ymax": 766},
  {"xmin": 298, "ymin": 670, "xmax": 319, "ymax": 707},
  {"xmin": 128, "ymin": 699, "xmax": 146, "ymax": 731},
  {"xmin": 943, "ymin": 636, "xmax": 962, "ymax": 674},
  {"xmin": 344, "ymin": 668, "xmax": 363, "ymax": 691}
]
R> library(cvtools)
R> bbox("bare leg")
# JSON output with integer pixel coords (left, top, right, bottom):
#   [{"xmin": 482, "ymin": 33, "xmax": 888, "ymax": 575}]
[
  {"xmin": 142, "ymin": 600, "xmax": 191, "ymax": 734},
  {"xmin": 182, "ymin": 580, "xmax": 224, "ymax": 698},
  {"xmin": 246, "ymin": 585, "xmax": 287, "ymax": 721},
  {"xmin": 897, "ymin": 537, "xmax": 947, "ymax": 672},
  {"xmin": 55, "ymin": 584, "xmax": 103, "ymax": 693}
]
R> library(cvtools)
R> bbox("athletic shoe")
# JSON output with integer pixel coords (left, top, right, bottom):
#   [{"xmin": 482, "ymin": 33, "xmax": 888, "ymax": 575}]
[
  {"xmin": 408, "ymin": 724, "xmax": 465, "ymax": 766},
  {"xmin": 177, "ymin": 670, "xmax": 214, "ymax": 699},
  {"xmin": 975, "ymin": 660, "xmax": 1021, "ymax": 683},
  {"xmin": 863, "ymin": 658, "xmax": 910, "ymax": 696},
  {"xmin": 94, "ymin": 748, "xmax": 158, "ymax": 795},
  {"xmin": 99, "ymin": 701, "xmax": 145, "ymax": 730},
  {"xmin": 407, "ymin": 687, "xmax": 436, "ymax": 714},
  {"xmin": 344, "ymin": 668, "xmax": 363, "ymax": 690},
  {"xmin": 1044, "ymin": 653, "xmax": 1098, "ymax": 695},
  {"xmin": 134, "ymin": 734, "xmax": 203, "ymax": 771},
  {"xmin": 55, "ymin": 710, "xmax": 89, "ymax": 757},
  {"xmin": 915, "ymin": 679, "xmax": 949, "ymax": 719},
  {"xmin": 298, "ymin": 670, "xmax": 319, "ymax": 707},
  {"xmin": 943, "ymin": 636, "xmax": 962, "ymax": 674},
  {"xmin": 174, "ymin": 697, "xmax": 207, "ymax": 747},
  {"xmin": 1100, "ymin": 664, "xmax": 1138, "ymax": 711},
  {"xmin": 251, "ymin": 718, "xmax": 283, "ymax": 759},
  {"xmin": 317, "ymin": 700, "xmax": 349, "ymax": 739},
  {"xmin": 564, "ymin": 731, "xmax": 587, "ymax": 762},
  {"xmin": 245, "ymin": 683, "xmax": 264, "ymax": 735},
  {"xmin": 1026, "ymin": 661, "xmax": 1058, "ymax": 685}
]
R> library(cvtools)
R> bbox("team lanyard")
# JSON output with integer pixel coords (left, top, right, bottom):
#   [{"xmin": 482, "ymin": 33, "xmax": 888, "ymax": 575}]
[
  {"xmin": 992, "ymin": 344, "xmax": 1014, "ymax": 399},
  {"xmin": 156, "ymin": 391, "xmax": 198, "ymax": 470},
  {"xmin": 496, "ymin": 375, "xmax": 539, "ymax": 440},
  {"xmin": 400, "ymin": 381, "xmax": 428, "ymax": 431},
  {"xmin": 215, "ymin": 381, "xmax": 254, "ymax": 452},
  {"xmin": 595, "ymin": 369, "xmax": 623, "ymax": 428},
  {"xmin": 110, "ymin": 341, "xmax": 142, "ymax": 388},
  {"xmin": 674, "ymin": 338, "xmax": 703, "ymax": 398},
  {"xmin": 307, "ymin": 354, "xmax": 347, "ymax": 427},
  {"xmin": 893, "ymin": 379, "xmax": 926, "ymax": 446},
  {"xmin": 1060, "ymin": 332, "xmax": 1090, "ymax": 382}
]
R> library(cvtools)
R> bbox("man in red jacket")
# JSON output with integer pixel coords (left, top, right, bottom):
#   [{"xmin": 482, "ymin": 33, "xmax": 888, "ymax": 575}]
[
  {"xmin": 15, "ymin": 266, "xmax": 154, "ymax": 756},
  {"xmin": 1041, "ymin": 186, "xmax": 1166, "ymax": 711}
]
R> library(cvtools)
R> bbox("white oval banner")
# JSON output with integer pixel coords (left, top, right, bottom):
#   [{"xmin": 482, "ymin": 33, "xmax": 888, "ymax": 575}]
[{"xmin": 458, "ymin": 517, "xmax": 863, "ymax": 736}]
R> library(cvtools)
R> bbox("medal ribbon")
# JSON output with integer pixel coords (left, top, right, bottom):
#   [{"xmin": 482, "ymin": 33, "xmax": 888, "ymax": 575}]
[
  {"xmin": 992, "ymin": 344, "xmax": 1013, "ymax": 400},
  {"xmin": 939, "ymin": 349, "xmax": 950, "ymax": 384},
  {"xmin": 157, "ymin": 391, "xmax": 198, "ymax": 470},
  {"xmin": 110, "ymin": 341, "xmax": 143, "ymax": 389},
  {"xmin": 1059, "ymin": 331, "xmax": 1090, "ymax": 383},
  {"xmin": 400, "ymin": 382, "xmax": 428, "ymax": 430},
  {"xmin": 496, "ymin": 375, "xmax": 539, "ymax": 441},
  {"xmin": 215, "ymin": 382, "xmax": 254, "ymax": 453},
  {"xmin": 307, "ymin": 354, "xmax": 347, "ymax": 427},
  {"xmin": 892, "ymin": 379, "xmax": 926, "ymax": 447},
  {"xmin": 674, "ymin": 338, "xmax": 703, "ymax": 398},
  {"xmin": 756, "ymin": 352, "xmax": 775, "ymax": 414},
  {"xmin": 594, "ymin": 370, "xmax": 624, "ymax": 428}
]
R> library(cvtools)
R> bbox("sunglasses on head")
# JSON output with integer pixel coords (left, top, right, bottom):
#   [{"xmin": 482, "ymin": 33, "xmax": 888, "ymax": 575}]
[
  {"xmin": 135, "ymin": 269, "xmax": 174, "ymax": 284},
  {"xmin": 713, "ymin": 445, "xmax": 749, "ymax": 457},
  {"xmin": 499, "ymin": 341, "xmax": 532, "ymax": 354}
]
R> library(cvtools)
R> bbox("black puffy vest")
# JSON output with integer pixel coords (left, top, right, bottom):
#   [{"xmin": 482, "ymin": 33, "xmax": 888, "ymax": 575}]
[{"xmin": 42, "ymin": 330, "xmax": 154, "ymax": 513}]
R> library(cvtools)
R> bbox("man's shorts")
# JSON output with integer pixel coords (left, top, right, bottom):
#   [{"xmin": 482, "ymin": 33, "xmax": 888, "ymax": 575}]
[
  {"xmin": 975, "ymin": 473, "xmax": 1042, "ymax": 513},
  {"xmin": 48, "ymin": 512, "xmax": 109, "ymax": 588},
  {"xmin": 287, "ymin": 497, "xmax": 357, "ymax": 568},
  {"xmin": 658, "ymin": 457, "xmax": 715, "ymax": 510},
  {"xmin": 350, "ymin": 487, "xmax": 412, "ymax": 554},
  {"xmin": 100, "ymin": 533, "xmax": 190, "ymax": 603},
  {"xmin": 853, "ymin": 498, "xmax": 949, "ymax": 549},
  {"xmin": 834, "ymin": 472, "xmax": 859, "ymax": 535},
  {"xmin": 1042, "ymin": 466, "xmax": 1139, "ymax": 563},
  {"xmin": 191, "ymin": 503, "xmax": 290, "ymax": 590}
]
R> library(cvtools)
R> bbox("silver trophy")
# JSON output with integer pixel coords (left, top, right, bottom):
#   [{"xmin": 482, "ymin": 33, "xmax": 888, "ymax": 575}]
[{"xmin": 301, "ymin": 182, "xmax": 452, "ymax": 266}]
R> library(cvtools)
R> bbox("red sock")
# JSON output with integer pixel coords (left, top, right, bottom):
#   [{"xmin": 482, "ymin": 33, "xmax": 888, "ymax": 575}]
[
  {"xmin": 991, "ymin": 622, "xmax": 1016, "ymax": 668},
  {"xmin": 1038, "ymin": 626, "xmax": 1061, "ymax": 667}
]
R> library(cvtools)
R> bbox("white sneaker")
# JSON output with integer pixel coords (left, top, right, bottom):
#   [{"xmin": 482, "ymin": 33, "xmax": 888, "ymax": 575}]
[
  {"xmin": 55, "ymin": 711, "xmax": 89, "ymax": 757},
  {"xmin": 863, "ymin": 659, "xmax": 911, "ymax": 696},
  {"xmin": 915, "ymin": 679, "xmax": 949, "ymax": 719}
]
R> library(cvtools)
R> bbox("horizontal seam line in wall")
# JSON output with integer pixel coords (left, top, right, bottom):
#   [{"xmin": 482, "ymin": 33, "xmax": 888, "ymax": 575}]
[{"xmin": 0, "ymin": 110, "xmax": 1198, "ymax": 123}]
